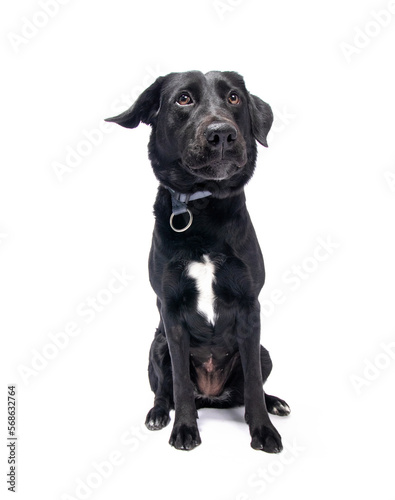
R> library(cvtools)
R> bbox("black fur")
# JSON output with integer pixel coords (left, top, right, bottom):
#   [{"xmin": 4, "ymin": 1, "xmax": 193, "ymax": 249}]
[{"xmin": 106, "ymin": 71, "xmax": 290, "ymax": 452}]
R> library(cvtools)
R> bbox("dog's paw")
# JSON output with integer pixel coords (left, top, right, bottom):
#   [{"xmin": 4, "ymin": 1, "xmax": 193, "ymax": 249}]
[
  {"xmin": 250, "ymin": 425, "xmax": 283, "ymax": 453},
  {"xmin": 265, "ymin": 394, "xmax": 291, "ymax": 417},
  {"xmin": 145, "ymin": 406, "xmax": 170, "ymax": 431},
  {"xmin": 169, "ymin": 423, "xmax": 201, "ymax": 451}
]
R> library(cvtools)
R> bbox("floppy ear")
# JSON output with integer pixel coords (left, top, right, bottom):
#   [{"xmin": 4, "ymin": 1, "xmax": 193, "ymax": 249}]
[
  {"xmin": 105, "ymin": 76, "xmax": 166, "ymax": 128},
  {"xmin": 248, "ymin": 94, "xmax": 273, "ymax": 147}
]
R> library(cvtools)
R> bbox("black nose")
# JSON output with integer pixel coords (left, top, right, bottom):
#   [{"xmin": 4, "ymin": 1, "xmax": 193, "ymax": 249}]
[{"xmin": 205, "ymin": 122, "xmax": 237, "ymax": 150}]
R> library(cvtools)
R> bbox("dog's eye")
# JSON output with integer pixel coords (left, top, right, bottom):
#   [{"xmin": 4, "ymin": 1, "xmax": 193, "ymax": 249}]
[
  {"xmin": 228, "ymin": 93, "xmax": 240, "ymax": 105},
  {"xmin": 177, "ymin": 93, "xmax": 193, "ymax": 106}
]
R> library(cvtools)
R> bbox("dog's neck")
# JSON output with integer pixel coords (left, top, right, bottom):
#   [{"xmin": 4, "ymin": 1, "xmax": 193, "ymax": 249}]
[{"xmin": 158, "ymin": 184, "xmax": 247, "ymax": 234}]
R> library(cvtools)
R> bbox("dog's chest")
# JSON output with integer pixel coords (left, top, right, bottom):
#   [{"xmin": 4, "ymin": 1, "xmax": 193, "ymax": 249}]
[{"xmin": 187, "ymin": 255, "xmax": 217, "ymax": 325}]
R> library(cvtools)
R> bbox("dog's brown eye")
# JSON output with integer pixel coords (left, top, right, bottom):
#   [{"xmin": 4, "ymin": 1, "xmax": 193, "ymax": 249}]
[
  {"xmin": 177, "ymin": 93, "xmax": 193, "ymax": 106},
  {"xmin": 228, "ymin": 93, "xmax": 240, "ymax": 105}
]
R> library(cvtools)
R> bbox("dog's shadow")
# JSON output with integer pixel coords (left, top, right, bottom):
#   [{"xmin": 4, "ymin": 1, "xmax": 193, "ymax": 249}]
[{"xmin": 196, "ymin": 406, "xmax": 246, "ymax": 425}]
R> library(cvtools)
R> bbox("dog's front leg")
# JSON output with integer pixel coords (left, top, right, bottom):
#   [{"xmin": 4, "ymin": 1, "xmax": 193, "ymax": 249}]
[
  {"xmin": 237, "ymin": 302, "xmax": 283, "ymax": 453},
  {"xmin": 161, "ymin": 308, "xmax": 201, "ymax": 451}
]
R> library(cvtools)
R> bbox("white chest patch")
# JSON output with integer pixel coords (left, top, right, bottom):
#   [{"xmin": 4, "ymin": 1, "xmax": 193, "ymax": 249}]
[{"xmin": 187, "ymin": 255, "xmax": 217, "ymax": 325}]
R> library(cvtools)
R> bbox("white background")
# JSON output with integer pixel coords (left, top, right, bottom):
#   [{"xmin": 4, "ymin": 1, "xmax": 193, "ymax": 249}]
[{"xmin": 1, "ymin": 0, "xmax": 395, "ymax": 499}]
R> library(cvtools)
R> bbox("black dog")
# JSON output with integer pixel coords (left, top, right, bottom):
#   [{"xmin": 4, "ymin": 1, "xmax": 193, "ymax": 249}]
[{"xmin": 106, "ymin": 71, "xmax": 290, "ymax": 452}]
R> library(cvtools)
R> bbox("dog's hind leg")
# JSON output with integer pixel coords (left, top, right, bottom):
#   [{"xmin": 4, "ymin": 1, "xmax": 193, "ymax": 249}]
[
  {"xmin": 265, "ymin": 394, "xmax": 291, "ymax": 416},
  {"xmin": 261, "ymin": 346, "xmax": 291, "ymax": 417},
  {"xmin": 145, "ymin": 324, "xmax": 174, "ymax": 431}
]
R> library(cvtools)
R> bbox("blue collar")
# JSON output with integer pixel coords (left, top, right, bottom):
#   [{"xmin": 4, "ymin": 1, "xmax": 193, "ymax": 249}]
[
  {"xmin": 164, "ymin": 186, "xmax": 212, "ymax": 232},
  {"xmin": 165, "ymin": 186, "xmax": 212, "ymax": 216}
]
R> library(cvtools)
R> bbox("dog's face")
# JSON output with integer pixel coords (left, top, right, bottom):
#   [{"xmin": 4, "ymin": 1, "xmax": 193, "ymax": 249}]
[{"xmin": 106, "ymin": 71, "xmax": 273, "ymax": 197}]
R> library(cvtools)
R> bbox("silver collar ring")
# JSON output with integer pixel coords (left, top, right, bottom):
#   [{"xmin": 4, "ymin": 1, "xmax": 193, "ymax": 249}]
[{"xmin": 169, "ymin": 209, "xmax": 193, "ymax": 233}]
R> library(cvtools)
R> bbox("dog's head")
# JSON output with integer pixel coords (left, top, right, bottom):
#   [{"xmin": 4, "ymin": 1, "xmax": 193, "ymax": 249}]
[{"xmin": 106, "ymin": 71, "xmax": 273, "ymax": 197}]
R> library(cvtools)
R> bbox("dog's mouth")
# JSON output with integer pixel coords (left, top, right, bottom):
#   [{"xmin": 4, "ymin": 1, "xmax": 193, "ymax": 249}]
[
  {"xmin": 181, "ymin": 132, "xmax": 248, "ymax": 180},
  {"xmin": 183, "ymin": 148, "xmax": 248, "ymax": 180},
  {"xmin": 186, "ymin": 159, "xmax": 243, "ymax": 181}
]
